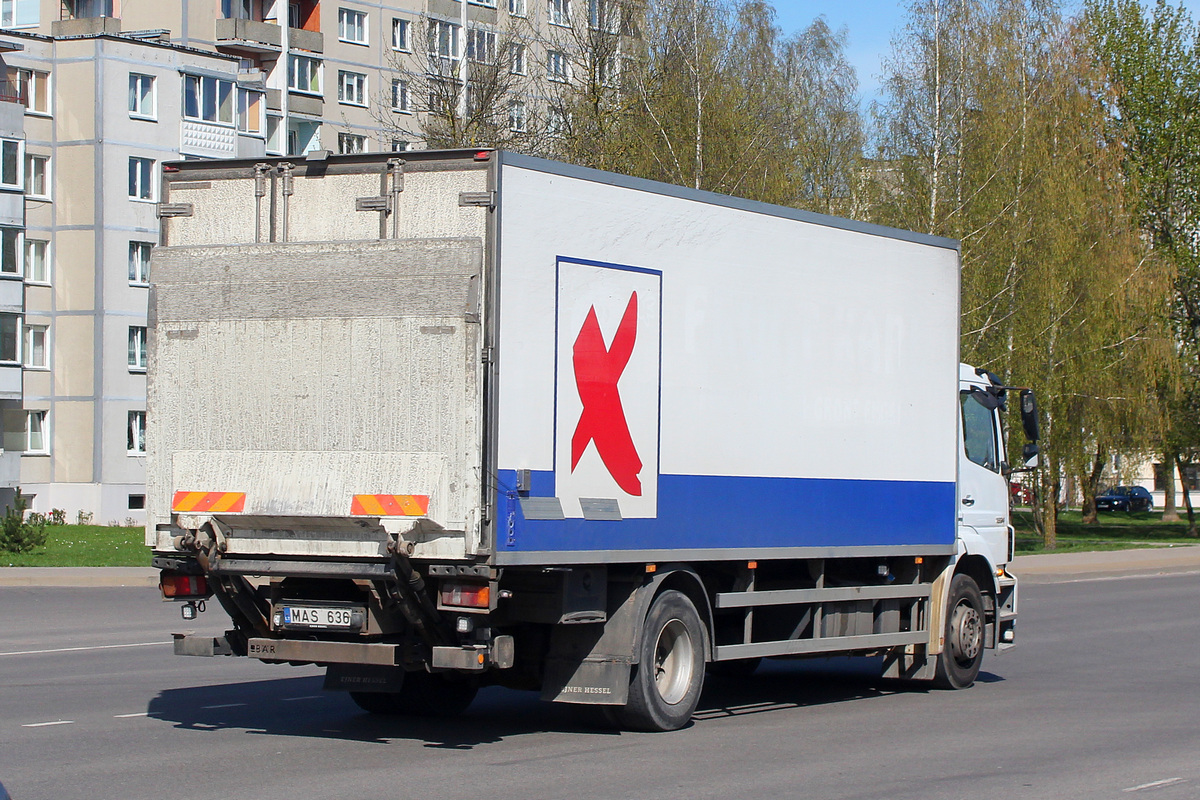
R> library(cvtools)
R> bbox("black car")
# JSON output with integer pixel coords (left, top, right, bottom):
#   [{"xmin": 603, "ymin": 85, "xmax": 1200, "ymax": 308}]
[{"xmin": 1095, "ymin": 485, "xmax": 1154, "ymax": 513}]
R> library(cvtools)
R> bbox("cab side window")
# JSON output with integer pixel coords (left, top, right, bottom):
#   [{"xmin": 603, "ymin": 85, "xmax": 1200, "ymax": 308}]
[{"xmin": 961, "ymin": 391, "xmax": 999, "ymax": 472}]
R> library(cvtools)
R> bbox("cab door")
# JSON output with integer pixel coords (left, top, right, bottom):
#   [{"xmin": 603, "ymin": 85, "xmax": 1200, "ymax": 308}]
[{"xmin": 958, "ymin": 388, "xmax": 1011, "ymax": 564}]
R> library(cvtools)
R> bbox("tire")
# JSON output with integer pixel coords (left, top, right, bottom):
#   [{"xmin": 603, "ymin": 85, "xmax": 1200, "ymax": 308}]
[
  {"xmin": 933, "ymin": 574, "xmax": 985, "ymax": 689},
  {"xmin": 349, "ymin": 671, "xmax": 478, "ymax": 717},
  {"xmin": 613, "ymin": 589, "xmax": 706, "ymax": 732}
]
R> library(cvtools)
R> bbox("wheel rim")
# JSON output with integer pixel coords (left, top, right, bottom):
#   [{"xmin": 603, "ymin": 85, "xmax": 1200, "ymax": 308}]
[
  {"xmin": 948, "ymin": 600, "xmax": 982, "ymax": 665},
  {"xmin": 652, "ymin": 618, "xmax": 694, "ymax": 705}
]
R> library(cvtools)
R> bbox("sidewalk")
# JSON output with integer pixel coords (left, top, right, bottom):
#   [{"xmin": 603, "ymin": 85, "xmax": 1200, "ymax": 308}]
[
  {"xmin": 1, "ymin": 545, "xmax": 1198, "ymax": 587},
  {"xmin": 1011, "ymin": 543, "xmax": 1200, "ymax": 583},
  {"xmin": 0, "ymin": 567, "xmax": 159, "ymax": 588}
]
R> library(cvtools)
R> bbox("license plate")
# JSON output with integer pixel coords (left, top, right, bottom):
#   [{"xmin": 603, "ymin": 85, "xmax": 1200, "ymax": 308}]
[{"xmin": 282, "ymin": 606, "xmax": 354, "ymax": 629}]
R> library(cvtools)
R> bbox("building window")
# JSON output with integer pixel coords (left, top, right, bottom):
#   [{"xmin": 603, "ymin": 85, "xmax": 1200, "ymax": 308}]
[
  {"xmin": 128, "ymin": 157, "xmax": 155, "ymax": 200},
  {"xmin": 0, "ymin": 138, "xmax": 21, "ymax": 189},
  {"xmin": 265, "ymin": 115, "xmax": 283, "ymax": 154},
  {"xmin": 588, "ymin": 0, "xmax": 619, "ymax": 32},
  {"xmin": 338, "ymin": 7, "xmax": 367, "ymax": 43},
  {"xmin": 337, "ymin": 71, "xmax": 367, "ymax": 106},
  {"xmin": 511, "ymin": 44, "xmax": 526, "ymax": 75},
  {"xmin": 390, "ymin": 139, "xmax": 409, "ymax": 152},
  {"xmin": 509, "ymin": 0, "xmax": 526, "ymax": 16},
  {"xmin": 508, "ymin": 99, "xmax": 526, "ymax": 132},
  {"xmin": 24, "ymin": 153, "xmax": 48, "ymax": 198},
  {"xmin": 66, "ymin": 0, "xmax": 113, "ymax": 17},
  {"xmin": 428, "ymin": 20, "xmax": 461, "ymax": 63},
  {"xmin": 221, "ymin": 0, "xmax": 254, "ymax": 19},
  {"xmin": 391, "ymin": 18, "xmax": 410, "ymax": 50},
  {"xmin": 0, "ymin": 313, "xmax": 19, "ymax": 362},
  {"xmin": 183, "ymin": 75, "xmax": 235, "ymax": 125},
  {"xmin": 467, "ymin": 28, "xmax": 496, "ymax": 64},
  {"xmin": 549, "ymin": 0, "xmax": 569, "ymax": 26},
  {"xmin": 128, "ymin": 326, "xmax": 147, "ymax": 372},
  {"xmin": 598, "ymin": 53, "xmax": 619, "ymax": 87},
  {"xmin": 24, "ymin": 238, "xmax": 48, "ymax": 284},
  {"xmin": 546, "ymin": 107, "xmax": 567, "ymax": 136},
  {"xmin": 128, "ymin": 494, "xmax": 146, "ymax": 510},
  {"xmin": 129, "ymin": 241, "xmax": 152, "ymax": 285},
  {"xmin": 128, "ymin": 411, "xmax": 146, "ymax": 455},
  {"xmin": 23, "ymin": 323, "xmax": 46, "ymax": 369},
  {"xmin": 238, "ymin": 88, "xmax": 264, "ymax": 134},
  {"xmin": 0, "ymin": 226, "xmax": 20, "ymax": 274},
  {"xmin": 338, "ymin": 133, "xmax": 366, "ymax": 154},
  {"xmin": 1, "ymin": 0, "xmax": 40, "ymax": 28},
  {"xmin": 288, "ymin": 55, "xmax": 322, "ymax": 95},
  {"xmin": 26, "ymin": 410, "xmax": 47, "ymax": 454},
  {"xmin": 7, "ymin": 67, "xmax": 48, "ymax": 113},
  {"xmin": 391, "ymin": 79, "xmax": 409, "ymax": 112},
  {"xmin": 128, "ymin": 73, "xmax": 155, "ymax": 119},
  {"xmin": 548, "ymin": 50, "xmax": 569, "ymax": 82}
]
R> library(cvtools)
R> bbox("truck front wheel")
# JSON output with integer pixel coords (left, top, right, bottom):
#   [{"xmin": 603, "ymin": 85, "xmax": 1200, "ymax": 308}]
[
  {"xmin": 933, "ymin": 573, "xmax": 985, "ymax": 689},
  {"xmin": 614, "ymin": 589, "xmax": 706, "ymax": 732}
]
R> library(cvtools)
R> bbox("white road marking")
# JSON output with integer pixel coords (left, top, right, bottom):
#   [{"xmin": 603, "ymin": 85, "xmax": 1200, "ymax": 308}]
[
  {"xmin": 0, "ymin": 641, "xmax": 168, "ymax": 657},
  {"xmin": 114, "ymin": 712, "xmax": 150, "ymax": 718},
  {"xmin": 22, "ymin": 720, "xmax": 74, "ymax": 728},
  {"xmin": 281, "ymin": 695, "xmax": 322, "ymax": 702},
  {"xmin": 200, "ymin": 703, "xmax": 247, "ymax": 710},
  {"xmin": 1124, "ymin": 778, "xmax": 1187, "ymax": 793}
]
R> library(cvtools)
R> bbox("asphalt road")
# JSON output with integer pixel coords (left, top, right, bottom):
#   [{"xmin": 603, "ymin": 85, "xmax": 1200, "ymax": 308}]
[{"xmin": 1, "ymin": 573, "xmax": 1197, "ymax": 800}]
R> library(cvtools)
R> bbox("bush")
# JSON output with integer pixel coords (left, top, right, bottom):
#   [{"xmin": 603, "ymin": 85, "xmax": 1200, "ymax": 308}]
[{"xmin": 0, "ymin": 489, "xmax": 48, "ymax": 554}]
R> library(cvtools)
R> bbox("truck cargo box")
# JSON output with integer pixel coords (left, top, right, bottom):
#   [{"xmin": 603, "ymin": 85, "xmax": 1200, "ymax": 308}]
[{"xmin": 148, "ymin": 150, "xmax": 960, "ymax": 566}]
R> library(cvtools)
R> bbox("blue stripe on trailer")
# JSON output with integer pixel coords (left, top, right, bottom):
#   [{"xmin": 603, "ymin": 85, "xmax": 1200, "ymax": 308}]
[{"xmin": 496, "ymin": 470, "xmax": 956, "ymax": 553}]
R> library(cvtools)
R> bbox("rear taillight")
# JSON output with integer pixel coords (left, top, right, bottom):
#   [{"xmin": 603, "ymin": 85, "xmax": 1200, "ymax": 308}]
[
  {"xmin": 160, "ymin": 571, "xmax": 209, "ymax": 599},
  {"xmin": 439, "ymin": 581, "xmax": 490, "ymax": 609}
]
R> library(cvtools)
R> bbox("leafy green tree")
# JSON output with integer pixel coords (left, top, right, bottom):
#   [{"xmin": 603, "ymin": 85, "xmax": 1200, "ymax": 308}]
[
  {"xmin": 874, "ymin": 0, "xmax": 1173, "ymax": 547},
  {"xmin": 1085, "ymin": 0, "xmax": 1200, "ymax": 524}
]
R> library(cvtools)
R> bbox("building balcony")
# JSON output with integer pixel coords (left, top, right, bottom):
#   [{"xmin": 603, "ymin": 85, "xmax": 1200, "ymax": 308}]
[
  {"xmin": 0, "ymin": 364, "xmax": 21, "ymax": 401},
  {"xmin": 214, "ymin": 18, "xmax": 281, "ymax": 54},
  {"xmin": 289, "ymin": 27, "xmax": 323, "ymax": 53},
  {"xmin": 214, "ymin": 20, "xmax": 323, "ymax": 55},
  {"xmin": 51, "ymin": 16, "xmax": 121, "ymax": 36},
  {"xmin": 287, "ymin": 92, "xmax": 323, "ymax": 116}
]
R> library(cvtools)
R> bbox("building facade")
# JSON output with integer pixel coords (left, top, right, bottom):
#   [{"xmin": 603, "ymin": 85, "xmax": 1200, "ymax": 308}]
[{"xmin": 0, "ymin": 0, "xmax": 561, "ymax": 523}]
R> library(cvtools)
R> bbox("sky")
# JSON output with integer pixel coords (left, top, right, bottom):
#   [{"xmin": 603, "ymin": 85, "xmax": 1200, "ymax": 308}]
[{"xmin": 769, "ymin": 1, "xmax": 1200, "ymax": 106}]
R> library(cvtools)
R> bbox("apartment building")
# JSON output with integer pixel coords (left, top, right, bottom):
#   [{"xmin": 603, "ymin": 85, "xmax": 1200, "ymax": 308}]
[{"xmin": 0, "ymin": 0, "xmax": 562, "ymax": 523}]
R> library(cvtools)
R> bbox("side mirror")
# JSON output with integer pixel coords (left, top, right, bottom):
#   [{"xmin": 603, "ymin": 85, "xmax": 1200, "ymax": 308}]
[
  {"xmin": 1022, "ymin": 442, "xmax": 1039, "ymax": 469},
  {"xmin": 1020, "ymin": 389, "xmax": 1040, "ymax": 442}
]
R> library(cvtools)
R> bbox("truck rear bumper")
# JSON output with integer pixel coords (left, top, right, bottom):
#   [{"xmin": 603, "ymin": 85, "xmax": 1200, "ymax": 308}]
[{"xmin": 232, "ymin": 637, "xmax": 515, "ymax": 671}]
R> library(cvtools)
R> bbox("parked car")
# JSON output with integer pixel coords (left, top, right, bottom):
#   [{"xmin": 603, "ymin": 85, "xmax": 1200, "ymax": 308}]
[
  {"xmin": 1095, "ymin": 485, "xmax": 1154, "ymax": 513},
  {"xmin": 1010, "ymin": 482, "xmax": 1034, "ymax": 506}
]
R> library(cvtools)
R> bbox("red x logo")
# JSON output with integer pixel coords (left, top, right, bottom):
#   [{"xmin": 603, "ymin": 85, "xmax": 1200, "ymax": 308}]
[{"xmin": 570, "ymin": 291, "xmax": 643, "ymax": 496}]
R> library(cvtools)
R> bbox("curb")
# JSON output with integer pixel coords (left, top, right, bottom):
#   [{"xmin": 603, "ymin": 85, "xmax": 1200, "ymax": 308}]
[
  {"xmin": 0, "ymin": 567, "xmax": 159, "ymax": 588},
  {"xmin": 1010, "ymin": 544, "xmax": 1200, "ymax": 583}
]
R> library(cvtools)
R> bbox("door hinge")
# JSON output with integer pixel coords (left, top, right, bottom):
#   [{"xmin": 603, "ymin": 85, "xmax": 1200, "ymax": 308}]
[
  {"xmin": 356, "ymin": 196, "xmax": 392, "ymax": 213},
  {"xmin": 459, "ymin": 191, "xmax": 496, "ymax": 210},
  {"xmin": 157, "ymin": 202, "xmax": 194, "ymax": 218}
]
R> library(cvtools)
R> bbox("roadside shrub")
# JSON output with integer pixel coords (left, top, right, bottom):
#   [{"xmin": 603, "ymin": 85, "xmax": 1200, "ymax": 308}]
[
  {"xmin": 0, "ymin": 489, "xmax": 48, "ymax": 554},
  {"xmin": 49, "ymin": 508, "xmax": 67, "ymax": 526}
]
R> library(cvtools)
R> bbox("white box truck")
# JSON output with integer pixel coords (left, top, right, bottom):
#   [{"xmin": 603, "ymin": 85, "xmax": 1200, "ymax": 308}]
[{"xmin": 149, "ymin": 149, "xmax": 1039, "ymax": 731}]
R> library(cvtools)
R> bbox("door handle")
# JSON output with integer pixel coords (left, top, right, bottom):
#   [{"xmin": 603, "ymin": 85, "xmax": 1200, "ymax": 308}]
[{"xmin": 961, "ymin": 495, "xmax": 975, "ymax": 506}]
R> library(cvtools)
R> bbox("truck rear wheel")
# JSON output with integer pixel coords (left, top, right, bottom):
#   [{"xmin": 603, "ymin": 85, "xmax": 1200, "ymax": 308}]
[
  {"xmin": 349, "ymin": 671, "xmax": 478, "ymax": 717},
  {"xmin": 933, "ymin": 573, "xmax": 985, "ymax": 689},
  {"xmin": 613, "ymin": 589, "xmax": 705, "ymax": 732}
]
